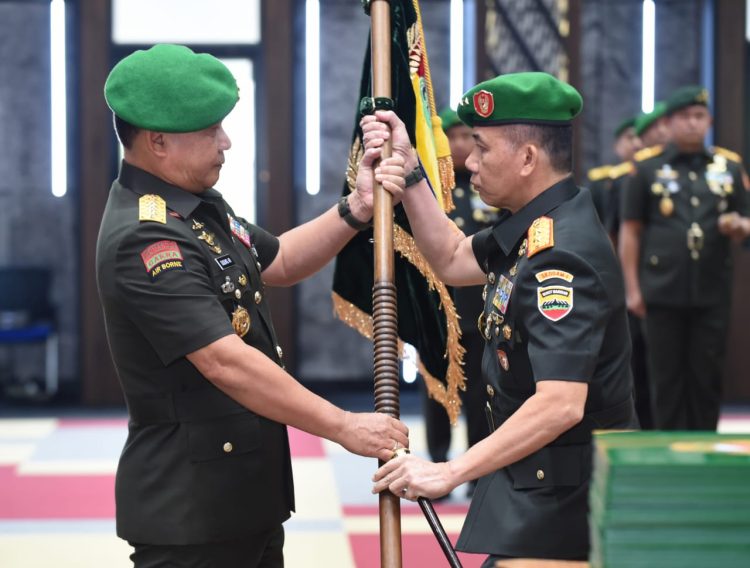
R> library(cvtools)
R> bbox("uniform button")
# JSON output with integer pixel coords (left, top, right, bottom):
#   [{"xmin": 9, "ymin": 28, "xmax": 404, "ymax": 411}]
[
  {"xmin": 649, "ymin": 255, "xmax": 659, "ymax": 266},
  {"xmin": 536, "ymin": 469, "xmax": 545, "ymax": 481},
  {"xmin": 223, "ymin": 442, "xmax": 234, "ymax": 453},
  {"xmin": 254, "ymin": 291, "xmax": 262, "ymax": 304},
  {"xmin": 454, "ymin": 187, "xmax": 465, "ymax": 198},
  {"xmin": 689, "ymin": 171, "xmax": 697, "ymax": 181},
  {"xmin": 256, "ymin": 262, "xmax": 262, "ymax": 271},
  {"xmin": 690, "ymin": 196, "xmax": 700, "ymax": 207},
  {"xmin": 234, "ymin": 289, "xmax": 242, "ymax": 300},
  {"xmin": 486, "ymin": 384, "xmax": 495, "ymax": 397},
  {"xmin": 455, "ymin": 217, "xmax": 465, "ymax": 228},
  {"xmin": 276, "ymin": 345, "xmax": 283, "ymax": 358},
  {"xmin": 488, "ymin": 272, "xmax": 496, "ymax": 284},
  {"xmin": 691, "ymin": 250, "xmax": 700, "ymax": 260}
]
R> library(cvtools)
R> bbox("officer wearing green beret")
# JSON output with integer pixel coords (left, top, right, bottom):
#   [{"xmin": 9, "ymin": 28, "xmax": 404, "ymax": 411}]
[
  {"xmin": 97, "ymin": 44, "xmax": 409, "ymax": 567},
  {"xmin": 620, "ymin": 85, "xmax": 750, "ymax": 430},
  {"xmin": 363, "ymin": 72, "xmax": 637, "ymax": 564},
  {"xmin": 419, "ymin": 108, "xmax": 494, "ymax": 494}
]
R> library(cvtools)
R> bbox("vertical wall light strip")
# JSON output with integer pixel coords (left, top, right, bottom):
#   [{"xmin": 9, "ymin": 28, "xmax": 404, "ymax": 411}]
[
  {"xmin": 641, "ymin": 0, "xmax": 656, "ymax": 113},
  {"xmin": 50, "ymin": 0, "xmax": 67, "ymax": 197},
  {"xmin": 449, "ymin": 0, "xmax": 464, "ymax": 109},
  {"xmin": 305, "ymin": 0, "xmax": 320, "ymax": 196}
]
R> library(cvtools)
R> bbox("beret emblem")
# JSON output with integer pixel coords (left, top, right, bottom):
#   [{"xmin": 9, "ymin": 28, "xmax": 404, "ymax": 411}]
[{"xmin": 473, "ymin": 90, "xmax": 494, "ymax": 118}]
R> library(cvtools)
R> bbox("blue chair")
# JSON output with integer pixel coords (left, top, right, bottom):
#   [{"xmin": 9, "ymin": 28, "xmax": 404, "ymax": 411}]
[{"xmin": 0, "ymin": 267, "xmax": 58, "ymax": 398}]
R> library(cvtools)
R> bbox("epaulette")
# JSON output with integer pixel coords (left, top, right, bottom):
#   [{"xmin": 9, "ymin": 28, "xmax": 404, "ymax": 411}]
[
  {"xmin": 711, "ymin": 146, "xmax": 743, "ymax": 163},
  {"xmin": 139, "ymin": 194, "xmax": 167, "ymax": 224},
  {"xmin": 609, "ymin": 161, "xmax": 635, "ymax": 179},
  {"xmin": 587, "ymin": 165, "xmax": 612, "ymax": 182},
  {"xmin": 633, "ymin": 145, "xmax": 664, "ymax": 162},
  {"xmin": 527, "ymin": 216, "xmax": 554, "ymax": 258}
]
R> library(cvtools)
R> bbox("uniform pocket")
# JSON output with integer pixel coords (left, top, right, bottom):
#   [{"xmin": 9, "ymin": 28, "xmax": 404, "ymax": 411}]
[
  {"xmin": 506, "ymin": 445, "xmax": 587, "ymax": 489},
  {"xmin": 187, "ymin": 412, "xmax": 261, "ymax": 462}
]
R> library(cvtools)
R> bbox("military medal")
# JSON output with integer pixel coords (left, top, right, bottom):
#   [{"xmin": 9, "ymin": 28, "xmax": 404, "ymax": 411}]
[
  {"xmin": 659, "ymin": 196, "xmax": 674, "ymax": 217},
  {"xmin": 238, "ymin": 274, "xmax": 248, "ymax": 287},
  {"xmin": 497, "ymin": 349, "xmax": 509, "ymax": 371},
  {"xmin": 502, "ymin": 324, "xmax": 512, "ymax": 341},
  {"xmin": 232, "ymin": 306, "xmax": 251, "ymax": 338}
]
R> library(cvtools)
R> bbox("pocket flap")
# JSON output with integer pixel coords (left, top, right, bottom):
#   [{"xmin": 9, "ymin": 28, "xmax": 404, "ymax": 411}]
[
  {"xmin": 187, "ymin": 412, "xmax": 261, "ymax": 463},
  {"xmin": 506, "ymin": 445, "xmax": 585, "ymax": 489}
]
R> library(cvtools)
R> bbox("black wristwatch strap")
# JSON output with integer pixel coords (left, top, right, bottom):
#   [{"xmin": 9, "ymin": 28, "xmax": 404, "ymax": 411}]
[
  {"xmin": 338, "ymin": 195, "xmax": 372, "ymax": 231},
  {"xmin": 404, "ymin": 164, "xmax": 425, "ymax": 188}
]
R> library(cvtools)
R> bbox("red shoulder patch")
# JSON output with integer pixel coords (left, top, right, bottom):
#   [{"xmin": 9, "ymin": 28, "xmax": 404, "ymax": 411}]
[{"xmin": 140, "ymin": 240, "xmax": 185, "ymax": 280}]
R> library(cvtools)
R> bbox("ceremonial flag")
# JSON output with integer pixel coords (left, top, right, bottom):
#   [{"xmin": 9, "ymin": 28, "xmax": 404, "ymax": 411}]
[{"xmin": 332, "ymin": 0, "xmax": 465, "ymax": 424}]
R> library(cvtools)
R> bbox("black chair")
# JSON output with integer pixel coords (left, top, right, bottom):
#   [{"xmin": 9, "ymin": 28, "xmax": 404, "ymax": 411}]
[{"xmin": 0, "ymin": 267, "xmax": 58, "ymax": 398}]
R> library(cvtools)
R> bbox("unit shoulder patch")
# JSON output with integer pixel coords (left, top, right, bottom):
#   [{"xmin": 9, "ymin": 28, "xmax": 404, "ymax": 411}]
[
  {"xmin": 527, "ymin": 216, "xmax": 554, "ymax": 258},
  {"xmin": 537, "ymin": 284, "xmax": 574, "ymax": 321},
  {"xmin": 711, "ymin": 146, "xmax": 743, "ymax": 164},
  {"xmin": 535, "ymin": 269, "xmax": 574, "ymax": 283},
  {"xmin": 587, "ymin": 165, "xmax": 612, "ymax": 182},
  {"xmin": 609, "ymin": 161, "xmax": 635, "ymax": 179},
  {"xmin": 139, "ymin": 194, "xmax": 167, "ymax": 224},
  {"xmin": 140, "ymin": 240, "xmax": 184, "ymax": 280},
  {"xmin": 634, "ymin": 145, "xmax": 664, "ymax": 162}
]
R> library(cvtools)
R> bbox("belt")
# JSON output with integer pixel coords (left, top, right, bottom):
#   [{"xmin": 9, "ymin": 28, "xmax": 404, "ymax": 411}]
[{"xmin": 126, "ymin": 388, "xmax": 248, "ymax": 425}]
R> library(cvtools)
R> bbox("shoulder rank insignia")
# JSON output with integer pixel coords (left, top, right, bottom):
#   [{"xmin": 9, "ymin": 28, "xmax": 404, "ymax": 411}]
[
  {"xmin": 587, "ymin": 165, "xmax": 612, "ymax": 182},
  {"xmin": 527, "ymin": 216, "xmax": 554, "ymax": 258},
  {"xmin": 609, "ymin": 161, "xmax": 635, "ymax": 179},
  {"xmin": 634, "ymin": 145, "xmax": 664, "ymax": 162},
  {"xmin": 711, "ymin": 146, "xmax": 743, "ymax": 164},
  {"xmin": 139, "ymin": 194, "xmax": 166, "ymax": 224}
]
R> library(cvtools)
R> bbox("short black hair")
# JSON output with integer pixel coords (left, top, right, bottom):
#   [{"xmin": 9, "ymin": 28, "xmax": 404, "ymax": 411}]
[
  {"xmin": 501, "ymin": 124, "xmax": 573, "ymax": 173},
  {"xmin": 113, "ymin": 115, "xmax": 141, "ymax": 149}
]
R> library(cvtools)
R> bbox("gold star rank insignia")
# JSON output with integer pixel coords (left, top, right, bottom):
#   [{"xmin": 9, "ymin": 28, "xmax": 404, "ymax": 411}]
[{"xmin": 139, "ymin": 194, "xmax": 167, "ymax": 224}]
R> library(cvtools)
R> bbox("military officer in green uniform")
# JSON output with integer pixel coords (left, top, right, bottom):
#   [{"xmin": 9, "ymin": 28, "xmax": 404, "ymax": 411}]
[
  {"xmin": 419, "ymin": 108, "xmax": 494, "ymax": 492},
  {"xmin": 586, "ymin": 116, "xmax": 640, "ymax": 227},
  {"xmin": 362, "ymin": 72, "xmax": 637, "ymax": 564},
  {"xmin": 96, "ymin": 44, "xmax": 409, "ymax": 567},
  {"xmin": 620, "ymin": 85, "xmax": 750, "ymax": 430}
]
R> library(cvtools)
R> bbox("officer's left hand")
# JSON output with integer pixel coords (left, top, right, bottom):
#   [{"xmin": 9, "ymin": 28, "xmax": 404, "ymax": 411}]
[
  {"xmin": 354, "ymin": 149, "xmax": 406, "ymax": 212},
  {"xmin": 718, "ymin": 212, "xmax": 750, "ymax": 240},
  {"xmin": 372, "ymin": 454, "xmax": 455, "ymax": 502}
]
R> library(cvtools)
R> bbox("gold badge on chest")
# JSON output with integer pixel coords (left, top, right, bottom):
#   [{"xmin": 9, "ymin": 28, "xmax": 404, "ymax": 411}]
[{"xmin": 232, "ymin": 306, "xmax": 251, "ymax": 338}]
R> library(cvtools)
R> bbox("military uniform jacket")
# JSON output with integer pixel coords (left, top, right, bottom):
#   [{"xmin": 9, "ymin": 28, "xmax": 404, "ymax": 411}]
[
  {"xmin": 96, "ymin": 162, "xmax": 294, "ymax": 545},
  {"xmin": 621, "ymin": 144, "xmax": 749, "ymax": 307},
  {"xmin": 455, "ymin": 177, "xmax": 637, "ymax": 559}
]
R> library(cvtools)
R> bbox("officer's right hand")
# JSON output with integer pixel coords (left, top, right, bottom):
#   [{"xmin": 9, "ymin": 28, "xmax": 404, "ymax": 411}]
[
  {"xmin": 626, "ymin": 288, "xmax": 646, "ymax": 319},
  {"xmin": 338, "ymin": 412, "xmax": 409, "ymax": 462},
  {"xmin": 360, "ymin": 111, "xmax": 419, "ymax": 173}
]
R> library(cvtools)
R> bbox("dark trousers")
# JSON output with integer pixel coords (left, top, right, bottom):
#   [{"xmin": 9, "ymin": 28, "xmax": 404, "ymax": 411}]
[
  {"xmin": 422, "ymin": 330, "xmax": 489, "ymax": 462},
  {"xmin": 644, "ymin": 304, "xmax": 729, "ymax": 430},
  {"xmin": 628, "ymin": 312, "xmax": 652, "ymax": 429},
  {"xmin": 129, "ymin": 525, "xmax": 284, "ymax": 568}
]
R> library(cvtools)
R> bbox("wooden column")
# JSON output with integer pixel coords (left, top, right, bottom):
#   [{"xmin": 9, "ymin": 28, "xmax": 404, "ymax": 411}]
[{"xmin": 79, "ymin": 0, "xmax": 121, "ymax": 404}]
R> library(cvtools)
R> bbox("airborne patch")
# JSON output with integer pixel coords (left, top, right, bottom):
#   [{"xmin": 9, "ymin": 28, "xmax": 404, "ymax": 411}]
[
  {"xmin": 537, "ymin": 285, "xmax": 573, "ymax": 321},
  {"xmin": 140, "ymin": 240, "xmax": 185, "ymax": 280}
]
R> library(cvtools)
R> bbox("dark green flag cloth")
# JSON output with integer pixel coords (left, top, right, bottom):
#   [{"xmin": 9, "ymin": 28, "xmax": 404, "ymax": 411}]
[{"xmin": 331, "ymin": 0, "xmax": 465, "ymax": 424}]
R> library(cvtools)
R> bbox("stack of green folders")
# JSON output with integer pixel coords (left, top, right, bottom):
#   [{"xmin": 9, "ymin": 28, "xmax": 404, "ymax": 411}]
[{"xmin": 590, "ymin": 431, "xmax": 750, "ymax": 568}]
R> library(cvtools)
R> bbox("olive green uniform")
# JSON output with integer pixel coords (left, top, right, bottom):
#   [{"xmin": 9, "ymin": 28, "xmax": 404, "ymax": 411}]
[{"xmin": 621, "ymin": 143, "xmax": 749, "ymax": 429}]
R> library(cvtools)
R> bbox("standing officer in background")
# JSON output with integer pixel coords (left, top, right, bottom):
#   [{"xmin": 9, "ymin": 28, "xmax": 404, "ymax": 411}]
[
  {"xmin": 586, "ymin": 116, "xmax": 640, "ymax": 225},
  {"xmin": 620, "ymin": 86, "xmax": 750, "ymax": 430},
  {"xmin": 635, "ymin": 101, "xmax": 671, "ymax": 150},
  {"xmin": 363, "ymin": 72, "xmax": 637, "ymax": 564},
  {"xmin": 97, "ymin": 44, "xmax": 409, "ymax": 567},
  {"xmin": 420, "ymin": 108, "xmax": 494, "ymax": 496}
]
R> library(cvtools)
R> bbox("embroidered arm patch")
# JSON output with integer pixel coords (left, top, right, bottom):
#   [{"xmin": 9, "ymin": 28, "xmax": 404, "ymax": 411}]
[{"xmin": 140, "ymin": 240, "xmax": 185, "ymax": 280}]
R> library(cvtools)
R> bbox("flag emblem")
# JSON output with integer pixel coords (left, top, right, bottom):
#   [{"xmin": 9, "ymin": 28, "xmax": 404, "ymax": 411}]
[{"xmin": 537, "ymin": 285, "xmax": 573, "ymax": 321}]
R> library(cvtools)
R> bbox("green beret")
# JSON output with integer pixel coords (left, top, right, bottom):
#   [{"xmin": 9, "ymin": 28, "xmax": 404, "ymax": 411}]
[
  {"xmin": 438, "ymin": 107, "xmax": 463, "ymax": 132},
  {"xmin": 104, "ymin": 44, "xmax": 239, "ymax": 133},
  {"xmin": 665, "ymin": 85, "xmax": 709, "ymax": 115},
  {"xmin": 457, "ymin": 72, "xmax": 582, "ymax": 127},
  {"xmin": 634, "ymin": 101, "xmax": 667, "ymax": 136},
  {"xmin": 614, "ymin": 116, "xmax": 637, "ymax": 138}
]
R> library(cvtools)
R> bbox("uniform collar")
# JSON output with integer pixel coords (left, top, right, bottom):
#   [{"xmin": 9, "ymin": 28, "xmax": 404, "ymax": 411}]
[
  {"xmin": 664, "ymin": 142, "xmax": 710, "ymax": 162},
  {"xmin": 491, "ymin": 175, "xmax": 578, "ymax": 255},
  {"xmin": 117, "ymin": 161, "xmax": 224, "ymax": 219}
]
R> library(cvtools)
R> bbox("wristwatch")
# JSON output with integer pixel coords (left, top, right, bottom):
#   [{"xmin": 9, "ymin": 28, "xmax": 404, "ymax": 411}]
[
  {"xmin": 404, "ymin": 164, "xmax": 425, "ymax": 188},
  {"xmin": 338, "ymin": 195, "xmax": 372, "ymax": 231}
]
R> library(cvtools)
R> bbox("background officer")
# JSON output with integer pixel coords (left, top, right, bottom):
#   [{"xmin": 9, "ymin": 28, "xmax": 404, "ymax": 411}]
[
  {"xmin": 620, "ymin": 85, "xmax": 750, "ymax": 430},
  {"xmin": 97, "ymin": 44, "xmax": 409, "ymax": 567},
  {"xmin": 418, "ymin": 108, "xmax": 493, "ymax": 496},
  {"xmin": 363, "ymin": 72, "xmax": 637, "ymax": 565}
]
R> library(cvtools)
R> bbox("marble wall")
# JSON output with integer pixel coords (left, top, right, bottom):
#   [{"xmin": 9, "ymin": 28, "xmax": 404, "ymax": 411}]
[{"xmin": 0, "ymin": 3, "xmax": 78, "ymax": 389}]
